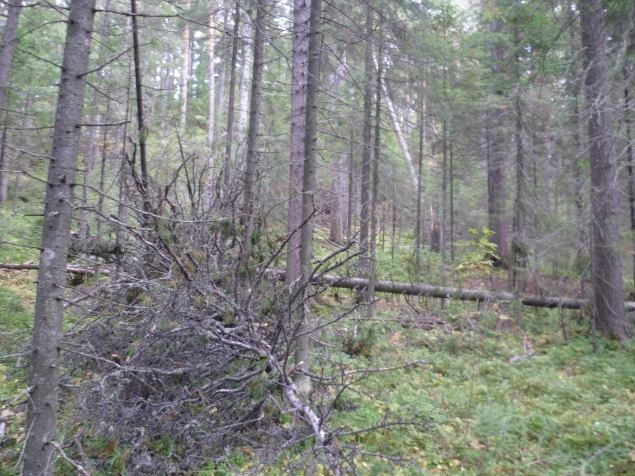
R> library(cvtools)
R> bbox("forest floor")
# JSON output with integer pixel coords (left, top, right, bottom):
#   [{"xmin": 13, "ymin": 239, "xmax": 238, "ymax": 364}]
[{"xmin": 1, "ymin": 213, "xmax": 635, "ymax": 475}]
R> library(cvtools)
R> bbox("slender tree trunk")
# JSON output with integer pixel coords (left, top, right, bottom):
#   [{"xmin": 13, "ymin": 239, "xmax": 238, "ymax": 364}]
[
  {"xmin": 625, "ymin": 84, "xmax": 635, "ymax": 284},
  {"xmin": 346, "ymin": 133, "xmax": 353, "ymax": 242},
  {"xmin": 285, "ymin": 0, "xmax": 310, "ymax": 286},
  {"xmin": 0, "ymin": 120, "xmax": 9, "ymax": 204},
  {"xmin": 295, "ymin": 0, "xmax": 322, "ymax": 395},
  {"xmin": 239, "ymin": 0, "xmax": 266, "ymax": 268},
  {"xmin": 450, "ymin": 140, "xmax": 454, "ymax": 263},
  {"xmin": 217, "ymin": 6, "xmax": 229, "ymax": 123},
  {"xmin": 328, "ymin": 53, "xmax": 348, "ymax": 245},
  {"xmin": 180, "ymin": 0, "xmax": 191, "ymax": 133},
  {"xmin": 222, "ymin": 0, "xmax": 241, "ymax": 201},
  {"xmin": 131, "ymin": 0, "xmax": 148, "ymax": 189},
  {"xmin": 580, "ymin": 0, "xmax": 630, "ymax": 339},
  {"xmin": 11, "ymin": 151, "xmax": 21, "ymax": 214},
  {"xmin": 79, "ymin": 118, "xmax": 99, "ymax": 242},
  {"xmin": 487, "ymin": 11, "xmax": 508, "ymax": 266},
  {"xmin": 237, "ymin": 11, "xmax": 252, "ymax": 146},
  {"xmin": 329, "ymin": 158, "xmax": 343, "ymax": 244},
  {"xmin": 96, "ymin": 103, "xmax": 110, "ymax": 237},
  {"xmin": 208, "ymin": 2, "xmax": 216, "ymax": 148},
  {"xmin": 515, "ymin": 82, "xmax": 527, "ymax": 295},
  {"xmin": 376, "ymin": 59, "xmax": 418, "ymax": 192},
  {"xmin": 0, "ymin": 0, "xmax": 21, "ymax": 203},
  {"xmin": 414, "ymin": 95, "xmax": 424, "ymax": 269},
  {"xmin": 22, "ymin": 0, "xmax": 96, "ymax": 473},
  {"xmin": 359, "ymin": 8, "xmax": 373, "ymax": 284},
  {"xmin": 368, "ymin": 49, "xmax": 381, "ymax": 320}
]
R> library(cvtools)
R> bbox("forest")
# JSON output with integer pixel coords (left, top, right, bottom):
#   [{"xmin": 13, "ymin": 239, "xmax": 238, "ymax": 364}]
[{"xmin": 1, "ymin": 0, "xmax": 635, "ymax": 473}]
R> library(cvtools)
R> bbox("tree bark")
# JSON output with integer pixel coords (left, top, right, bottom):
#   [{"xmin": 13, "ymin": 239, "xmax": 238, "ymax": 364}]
[
  {"xmin": 239, "ymin": 0, "xmax": 266, "ymax": 268},
  {"xmin": 22, "ymin": 0, "xmax": 96, "ymax": 473},
  {"xmin": 285, "ymin": 0, "xmax": 310, "ymax": 286},
  {"xmin": 368, "ymin": 49, "xmax": 381, "ymax": 320},
  {"xmin": 222, "ymin": 0, "xmax": 241, "ymax": 201},
  {"xmin": 359, "ymin": 8, "xmax": 373, "ymax": 283},
  {"xmin": 295, "ymin": 0, "xmax": 321, "ymax": 395},
  {"xmin": 414, "ymin": 94, "xmax": 424, "ymax": 269},
  {"xmin": 579, "ymin": 0, "xmax": 630, "ymax": 339},
  {"xmin": 0, "ymin": 0, "xmax": 21, "ymax": 203},
  {"xmin": 180, "ymin": 0, "xmax": 191, "ymax": 133},
  {"xmin": 217, "ymin": 6, "xmax": 229, "ymax": 125},
  {"xmin": 131, "ymin": 0, "xmax": 148, "ymax": 190},
  {"xmin": 237, "ymin": 11, "xmax": 253, "ymax": 145},
  {"xmin": 207, "ymin": 2, "xmax": 216, "ymax": 148},
  {"xmin": 625, "ymin": 84, "xmax": 635, "ymax": 284}
]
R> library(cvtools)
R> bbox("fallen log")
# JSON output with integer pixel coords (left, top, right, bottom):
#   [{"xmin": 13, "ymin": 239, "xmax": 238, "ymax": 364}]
[
  {"xmin": 266, "ymin": 269, "xmax": 635, "ymax": 312},
  {"xmin": 0, "ymin": 263, "xmax": 111, "ymax": 275}
]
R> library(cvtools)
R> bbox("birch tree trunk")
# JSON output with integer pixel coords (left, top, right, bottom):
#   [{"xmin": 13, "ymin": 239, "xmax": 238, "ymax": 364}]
[
  {"xmin": 22, "ymin": 0, "xmax": 96, "ymax": 473},
  {"xmin": 579, "ymin": 0, "xmax": 630, "ymax": 339},
  {"xmin": 285, "ymin": 0, "xmax": 310, "ymax": 286},
  {"xmin": 0, "ymin": 0, "xmax": 21, "ymax": 203}
]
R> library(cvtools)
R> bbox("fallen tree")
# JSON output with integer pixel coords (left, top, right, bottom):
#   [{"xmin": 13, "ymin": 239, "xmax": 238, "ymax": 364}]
[
  {"xmin": 267, "ymin": 269, "xmax": 635, "ymax": 312},
  {"xmin": 0, "ymin": 263, "xmax": 111, "ymax": 275}
]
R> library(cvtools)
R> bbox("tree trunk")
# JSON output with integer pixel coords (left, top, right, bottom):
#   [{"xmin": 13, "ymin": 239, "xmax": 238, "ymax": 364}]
[
  {"xmin": 328, "ymin": 158, "xmax": 344, "ymax": 245},
  {"xmin": 207, "ymin": 2, "xmax": 216, "ymax": 148},
  {"xmin": 222, "ymin": 0, "xmax": 241, "ymax": 201},
  {"xmin": 368, "ymin": 49, "xmax": 381, "ymax": 320},
  {"xmin": 514, "ymin": 81, "xmax": 528, "ymax": 296},
  {"xmin": 266, "ymin": 269, "xmax": 635, "ymax": 312},
  {"xmin": 295, "ymin": 0, "xmax": 321, "ymax": 395},
  {"xmin": 237, "ymin": 11, "xmax": 253, "ymax": 146},
  {"xmin": 487, "ymin": 11, "xmax": 508, "ymax": 266},
  {"xmin": 239, "ymin": 0, "xmax": 266, "ymax": 268},
  {"xmin": 131, "ymin": 0, "xmax": 148, "ymax": 190},
  {"xmin": 359, "ymin": 8, "xmax": 373, "ymax": 283},
  {"xmin": 375, "ymin": 57, "xmax": 418, "ymax": 192},
  {"xmin": 579, "ymin": 0, "xmax": 630, "ymax": 339},
  {"xmin": 79, "ymin": 118, "xmax": 99, "ymax": 242},
  {"xmin": 328, "ymin": 52, "xmax": 348, "ymax": 245},
  {"xmin": 285, "ymin": 0, "xmax": 310, "ymax": 286},
  {"xmin": 0, "ymin": 122, "xmax": 9, "ymax": 204},
  {"xmin": 180, "ymin": 0, "xmax": 191, "ymax": 133},
  {"xmin": 22, "ymin": 0, "xmax": 96, "ymax": 473},
  {"xmin": 217, "ymin": 6, "xmax": 229, "ymax": 125},
  {"xmin": 0, "ymin": 0, "xmax": 21, "ymax": 203},
  {"xmin": 625, "ymin": 84, "xmax": 635, "ymax": 284},
  {"xmin": 414, "ymin": 94, "xmax": 424, "ymax": 269}
]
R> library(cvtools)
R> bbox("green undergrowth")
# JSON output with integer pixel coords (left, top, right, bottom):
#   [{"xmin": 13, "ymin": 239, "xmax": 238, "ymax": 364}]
[{"xmin": 298, "ymin": 298, "xmax": 635, "ymax": 475}]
